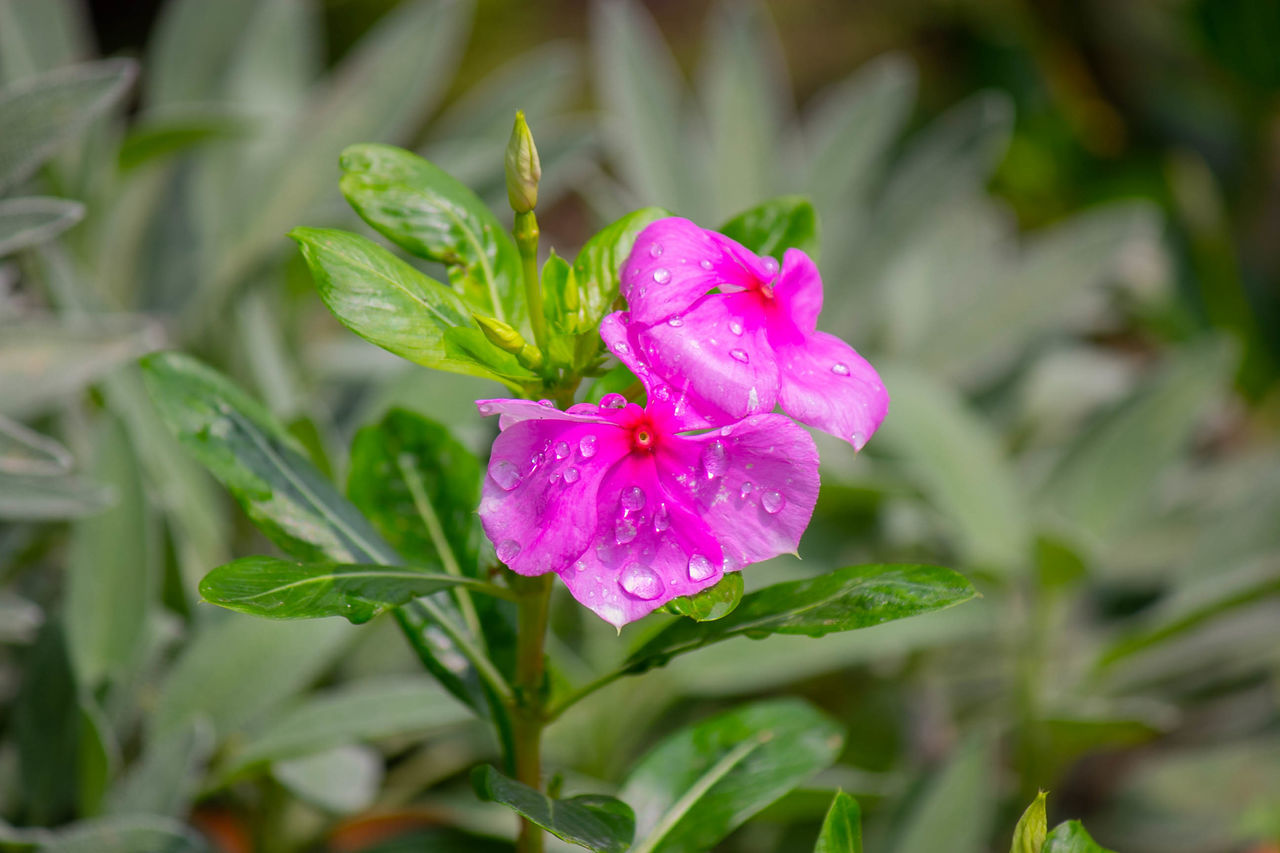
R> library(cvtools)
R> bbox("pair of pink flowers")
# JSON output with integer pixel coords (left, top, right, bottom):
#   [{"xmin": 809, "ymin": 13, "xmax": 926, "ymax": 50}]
[{"xmin": 477, "ymin": 218, "xmax": 888, "ymax": 626}]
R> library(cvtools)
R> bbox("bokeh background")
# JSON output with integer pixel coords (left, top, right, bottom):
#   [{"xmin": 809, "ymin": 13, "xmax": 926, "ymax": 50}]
[{"xmin": 2, "ymin": 0, "xmax": 1279, "ymax": 851}]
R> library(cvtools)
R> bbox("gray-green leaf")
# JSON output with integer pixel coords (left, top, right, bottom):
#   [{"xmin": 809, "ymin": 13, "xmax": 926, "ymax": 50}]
[{"xmin": 0, "ymin": 196, "xmax": 83, "ymax": 256}]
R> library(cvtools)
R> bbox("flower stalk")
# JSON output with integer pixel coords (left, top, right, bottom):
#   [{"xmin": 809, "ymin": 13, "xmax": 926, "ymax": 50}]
[{"xmin": 510, "ymin": 571, "xmax": 554, "ymax": 853}]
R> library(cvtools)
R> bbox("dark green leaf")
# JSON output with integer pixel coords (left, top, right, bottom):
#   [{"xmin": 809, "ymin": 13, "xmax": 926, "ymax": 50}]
[
  {"xmin": 626, "ymin": 563, "xmax": 976, "ymax": 673},
  {"xmin": 572, "ymin": 206, "xmax": 667, "ymax": 327},
  {"xmin": 289, "ymin": 227, "xmax": 498, "ymax": 381},
  {"xmin": 14, "ymin": 622, "xmax": 79, "ymax": 825},
  {"xmin": 1042, "ymin": 821, "xmax": 1116, "ymax": 853},
  {"xmin": 0, "ymin": 59, "xmax": 136, "ymax": 191},
  {"xmin": 622, "ymin": 699, "xmax": 843, "ymax": 853},
  {"xmin": 471, "ymin": 765, "xmax": 635, "ymax": 853},
  {"xmin": 0, "ymin": 196, "xmax": 83, "ymax": 256},
  {"xmin": 1011, "ymin": 792, "xmax": 1048, "ymax": 853},
  {"xmin": 663, "ymin": 571, "xmax": 743, "ymax": 621},
  {"xmin": 815, "ymin": 791, "xmax": 862, "ymax": 853},
  {"xmin": 339, "ymin": 143, "xmax": 523, "ymax": 325},
  {"xmin": 198, "ymin": 556, "xmax": 504, "ymax": 623},
  {"xmin": 719, "ymin": 196, "xmax": 820, "ymax": 262}
]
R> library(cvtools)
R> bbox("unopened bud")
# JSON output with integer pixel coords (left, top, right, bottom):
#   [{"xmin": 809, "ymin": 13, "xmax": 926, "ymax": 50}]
[
  {"xmin": 475, "ymin": 313, "xmax": 543, "ymax": 370},
  {"xmin": 505, "ymin": 111, "xmax": 542, "ymax": 213}
]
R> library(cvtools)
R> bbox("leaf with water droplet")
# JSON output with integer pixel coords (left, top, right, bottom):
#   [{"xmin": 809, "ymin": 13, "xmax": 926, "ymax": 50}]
[{"xmin": 663, "ymin": 571, "xmax": 744, "ymax": 622}]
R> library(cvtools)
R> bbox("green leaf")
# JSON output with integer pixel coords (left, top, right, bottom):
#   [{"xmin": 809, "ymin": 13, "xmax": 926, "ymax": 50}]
[
  {"xmin": 471, "ymin": 765, "xmax": 635, "ymax": 853},
  {"xmin": 349, "ymin": 408, "xmax": 484, "ymax": 576},
  {"xmin": 1042, "ymin": 821, "xmax": 1116, "ymax": 853},
  {"xmin": 0, "ymin": 58, "xmax": 136, "ymax": 191},
  {"xmin": 34, "ymin": 815, "xmax": 210, "ymax": 853},
  {"xmin": 0, "ymin": 0, "xmax": 87, "ymax": 84},
  {"xmin": 339, "ymin": 143, "xmax": 523, "ymax": 325},
  {"xmin": 0, "ymin": 414, "xmax": 71, "ymax": 476},
  {"xmin": 892, "ymin": 736, "xmax": 995, "ymax": 853},
  {"xmin": 13, "ymin": 622, "xmax": 80, "ymax": 824},
  {"xmin": 198, "ymin": 556, "xmax": 504, "ymax": 623},
  {"xmin": 117, "ymin": 112, "xmax": 247, "ymax": 172},
  {"xmin": 626, "ymin": 563, "xmax": 976, "ymax": 673},
  {"xmin": 217, "ymin": 678, "xmax": 471, "ymax": 781},
  {"xmin": 572, "ymin": 206, "xmax": 668, "ymax": 328},
  {"xmin": 719, "ymin": 195, "xmax": 820, "ymax": 262},
  {"xmin": 587, "ymin": 363, "xmax": 642, "ymax": 404},
  {"xmin": 0, "ymin": 196, "xmax": 83, "ymax": 256},
  {"xmin": 1011, "ymin": 792, "xmax": 1048, "ymax": 853},
  {"xmin": 0, "ymin": 472, "xmax": 115, "ymax": 521},
  {"xmin": 65, "ymin": 415, "xmax": 157, "ymax": 689},
  {"xmin": 815, "ymin": 791, "xmax": 863, "ymax": 853},
  {"xmin": 107, "ymin": 721, "xmax": 214, "ymax": 819},
  {"xmin": 663, "ymin": 571, "xmax": 744, "ymax": 621},
  {"xmin": 273, "ymin": 745, "xmax": 382, "ymax": 815},
  {"xmin": 623, "ymin": 699, "xmax": 843, "ymax": 853},
  {"xmin": 289, "ymin": 227, "xmax": 497, "ymax": 381}
]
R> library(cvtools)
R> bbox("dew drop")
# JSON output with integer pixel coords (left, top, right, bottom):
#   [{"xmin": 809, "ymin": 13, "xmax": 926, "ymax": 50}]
[
  {"xmin": 564, "ymin": 466, "xmax": 581, "ymax": 483},
  {"xmin": 600, "ymin": 393, "xmax": 626, "ymax": 410},
  {"xmin": 615, "ymin": 341, "xmax": 630, "ymax": 354},
  {"xmin": 729, "ymin": 320, "xmax": 744, "ymax": 336},
  {"xmin": 762, "ymin": 257, "xmax": 779, "ymax": 276},
  {"xmin": 831, "ymin": 362, "xmax": 851, "ymax": 376},
  {"xmin": 621, "ymin": 485, "xmax": 646, "ymax": 511},
  {"xmin": 761, "ymin": 490, "xmax": 785, "ymax": 514},
  {"xmin": 496, "ymin": 539, "xmax": 521, "ymax": 562},
  {"xmin": 620, "ymin": 565, "xmax": 664, "ymax": 600},
  {"xmin": 687, "ymin": 554, "xmax": 716, "ymax": 582},
  {"xmin": 615, "ymin": 515, "xmax": 638, "ymax": 544},
  {"xmin": 649, "ymin": 242, "xmax": 664, "ymax": 258},
  {"xmin": 730, "ymin": 349, "xmax": 749, "ymax": 363},
  {"xmin": 747, "ymin": 387, "xmax": 759, "ymax": 409},
  {"xmin": 550, "ymin": 472, "xmax": 561, "ymax": 485},
  {"xmin": 491, "ymin": 460, "xmax": 521, "ymax": 491},
  {"xmin": 739, "ymin": 481, "xmax": 755, "ymax": 499},
  {"xmin": 579, "ymin": 435, "xmax": 599, "ymax": 458},
  {"xmin": 667, "ymin": 316, "xmax": 684, "ymax": 327},
  {"xmin": 654, "ymin": 503, "xmax": 671, "ymax": 532},
  {"xmin": 538, "ymin": 399, "xmax": 554, "ymax": 407},
  {"xmin": 652, "ymin": 268, "xmax": 671, "ymax": 284},
  {"xmin": 701, "ymin": 440, "xmax": 727, "ymax": 479},
  {"xmin": 851, "ymin": 432, "xmax": 868, "ymax": 451},
  {"xmin": 699, "ymin": 259, "xmax": 714, "ymax": 270},
  {"xmin": 554, "ymin": 441, "xmax": 570, "ymax": 459}
]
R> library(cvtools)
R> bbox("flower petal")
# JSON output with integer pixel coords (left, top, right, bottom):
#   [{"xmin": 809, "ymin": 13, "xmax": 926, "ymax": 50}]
[
  {"xmin": 600, "ymin": 311, "xmax": 712, "ymax": 431},
  {"xmin": 632, "ymin": 292, "xmax": 779, "ymax": 424},
  {"xmin": 654, "ymin": 413, "xmax": 819, "ymax": 568},
  {"xmin": 556, "ymin": 454, "xmax": 727, "ymax": 627},
  {"xmin": 477, "ymin": 398, "xmax": 611, "ymax": 431},
  {"xmin": 771, "ymin": 248, "xmax": 823, "ymax": 337},
  {"xmin": 621, "ymin": 217, "xmax": 771, "ymax": 325},
  {"xmin": 776, "ymin": 331, "xmax": 889, "ymax": 449},
  {"xmin": 478, "ymin": 414, "xmax": 629, "ymax": 577}
]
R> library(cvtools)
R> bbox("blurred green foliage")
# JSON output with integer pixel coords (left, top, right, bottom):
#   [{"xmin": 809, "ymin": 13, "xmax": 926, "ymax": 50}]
[{"xmin": 1, "ymin": 0, "xmax": 1278, "ymax": 851}]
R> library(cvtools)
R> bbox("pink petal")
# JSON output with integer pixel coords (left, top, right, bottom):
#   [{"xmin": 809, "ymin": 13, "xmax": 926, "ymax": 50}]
[
  {"xmin": 621, "ymin": 218, "xmax": 772, "ymax": 326},
  {"xmin": 478, "ymin": 413, "xmax": 630, "ymax": 577},
  {"xmin": 557, "ymin": 453, "xmax": 727, "ymax": 628},
  {"xmin": 477, "ymin": 398, "xmax": 610, "ymax": 431},
  {"xmin": 776, "ymin": 331, "xmax": 888, "ymax": 449},
  {"xmin": 770, "ymin": 248, "xmax": 823, "ymax": 337},
  {"xmin": 632, "ymin": 292, "xmax": 779, "ymax": 423},
  {"xmin": 599, "ymin": 311, "xmax": 712, "ymax": 431},
  {"xmin": 654, "ymin": 413, "xmax": 820, "ymax": 569}
]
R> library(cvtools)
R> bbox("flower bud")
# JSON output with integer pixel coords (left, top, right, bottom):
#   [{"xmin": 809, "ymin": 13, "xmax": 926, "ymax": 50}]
[
  {"xmin": 505, "ymin": 111, "xmax": 541, "ymax": 214},
  {"xmin": 474, "ymin": 313, "xmax": 543, "ymax": 370}
]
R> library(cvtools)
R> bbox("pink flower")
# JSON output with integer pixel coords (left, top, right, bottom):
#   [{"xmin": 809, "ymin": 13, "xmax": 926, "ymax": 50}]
[
  {"xmin": 476, "ymin": 344, "xmax": 820, "ymax": 627},
  {"xmin": 611, "ymin": 217, "xmax": 889, "ymax": 449}
]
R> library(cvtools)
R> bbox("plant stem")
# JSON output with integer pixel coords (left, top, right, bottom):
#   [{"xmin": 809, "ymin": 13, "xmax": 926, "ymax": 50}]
[
  {"xmin": 514, "ymin": 210, "xmax": 549, "ymax": 355},
  {"xmin": 511, "ymin": 572, "xmax": 553, "ymax": 853}
]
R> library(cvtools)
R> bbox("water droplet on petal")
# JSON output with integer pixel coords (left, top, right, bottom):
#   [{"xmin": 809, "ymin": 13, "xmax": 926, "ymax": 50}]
[
  {"xmin": 761, "ymin": 490, "xmax": 785, "ymax": 514},
  {"xmin": 649, "ymin": 242, "xmax": 664, "ymax": 258},
  {"xmin": 496, "ymin": 539, "xmax": 521, "ymax": 562},
  {"xmin": 600, "ymin": 393, "xmax": 626, "ymax": 410},
  {"xmin": 538, "ymin": 399, "xmax": 554, "ymax": 407},
  {"xmin": 762, "ymin": 257, "xmax": 779, "ymax": 276},
  {"xmin": 730, "ymin": 349, "xmax": 749, "ymax": 363},
  {"xmin": 739, "ymin": 481, "xmax": 755, "ymax": 499},
  {"xmin": 579, "ymin": 435, "xmax": 598, "ymax": 458},
  {"xmin": 831, "ymin": 362, "xmax": 851, "ymax": 376},
  {"xmin": 699, "ymin": 259, "xmax": 714, "ymax": 271},
  {"xmin": 851, "ymin": 432, "xmax": 868, "ymax": 451},
  {"xmin": 550, "ymin": 472, "xmax": 561, "ymax": 485},
  {"xmin": 687, "ymin": 554, "xmax": 716, "ymax": 581},
  {"xmin": 621, "ymin": 486, "xmax": 646, "ymax": 511},
  {"xmin": 564, "ymin": 467, "xmax": 580, "ymax": 483},
  {"xmin": 747, "ymin": 387, "xmax": 759, "ymax": 409},
  {"xmin": 620, "ymin": 565, "xmax": 664, "ymax": 600},
  {"xmin": 701, "ymin": 441, "xmax": 727, "ymax": 479},
  {"xmin": 652, "ymin": 268, "xmax": 671, "ymax": 284},
  {"xmin": 615, "ymin": 515, "xmax": 638, "ymax": 544},
  {"xmin": 554, "ymin": 441, "xmax": 570, "ymax": 459},
  {"xmin": 729, "ymin": 320, "xmax": 744, "ymax": 335},
  {"xmin": 654, "ymin": 503, "xmax": 671, "ymax": 532},
  {"xmin": 491, "ymin": 460, "xmax": 521, "ymax": 490},
  {"xmin": 667, "ymin": 316, "xmax": 684, "ymax": 327},
  {"xmin": 478, "ymin": 402, "xmax": 497, "ymax": 416}
]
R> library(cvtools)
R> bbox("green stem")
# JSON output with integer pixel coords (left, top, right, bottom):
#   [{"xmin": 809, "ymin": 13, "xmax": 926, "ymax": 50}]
[
  {"xmin": 514, "ymin": 210, "xmax": 548, "ymax": 355},
  {"xmin": 544, "ymin": 668, "xmax": 626, "ymax": 721},
  {"xmin": 404, "ymin": 599, "xmax": 514, "ymax": 708},
  {"xmin": 511, "ymin": 572, "xmax": 553, "ymax": 853}
]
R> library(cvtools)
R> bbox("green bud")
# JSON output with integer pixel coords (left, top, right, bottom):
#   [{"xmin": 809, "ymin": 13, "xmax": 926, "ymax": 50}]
[
  {"xmin": 474, "ymin": 313, "xmax": 543, "ymax": 370},
  {"xmin": 505, "ymin": 110, "xmax": 541, "ymax": 213},
  {"xmin": 1010, "ymin": 791, "xmax": 1048, "ymax": 853}
]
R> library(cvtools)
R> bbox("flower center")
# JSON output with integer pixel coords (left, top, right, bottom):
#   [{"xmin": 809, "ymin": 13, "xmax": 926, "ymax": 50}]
[{"xmin": 634, "ymin": 427, "xmax": 655, "ymax": 450}]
